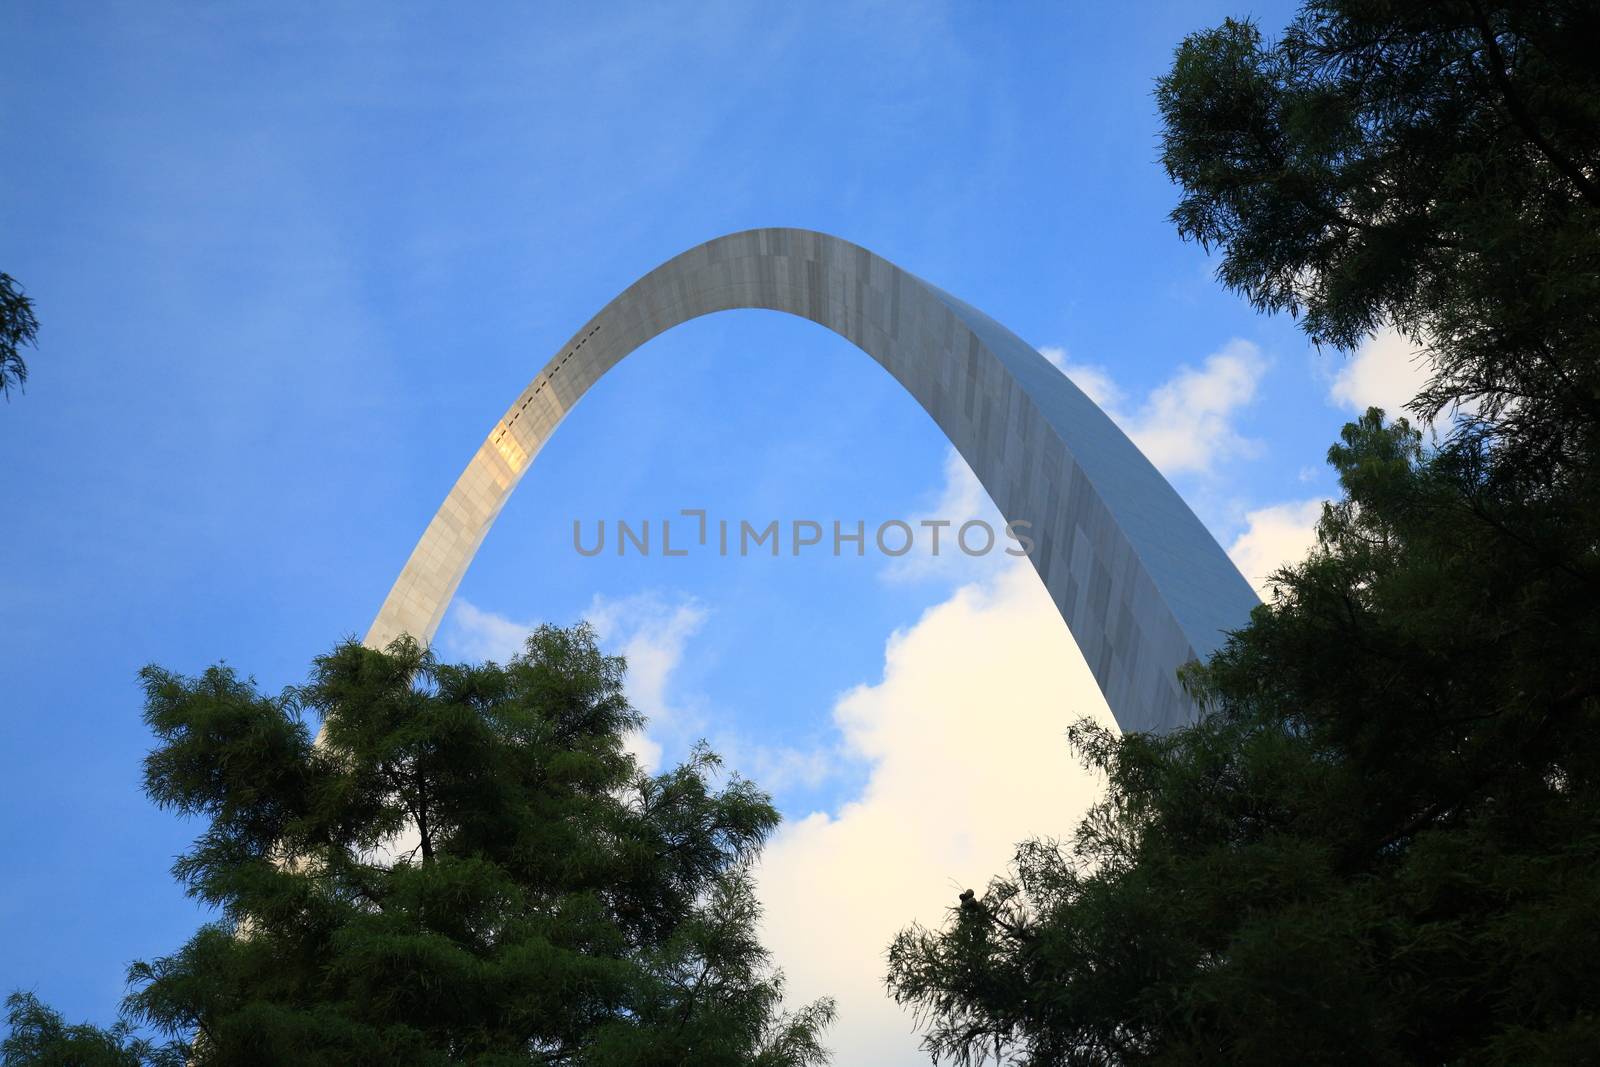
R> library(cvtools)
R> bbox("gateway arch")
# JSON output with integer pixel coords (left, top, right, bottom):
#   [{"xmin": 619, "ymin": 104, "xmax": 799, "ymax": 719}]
[{"xmin": 365, "ymin": 228, "xmax": 1258, "ymax": 735}]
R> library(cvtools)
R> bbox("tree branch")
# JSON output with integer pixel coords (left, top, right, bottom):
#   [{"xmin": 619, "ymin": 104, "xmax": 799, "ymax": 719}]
[{"xmin": 1469, "ymin": 2, "xmax": 1600, "ymax": 209}]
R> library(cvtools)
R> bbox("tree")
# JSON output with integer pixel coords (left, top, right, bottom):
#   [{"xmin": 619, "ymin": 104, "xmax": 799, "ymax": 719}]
[
  {"xmin": 888, "ymin": 2, "xmax": 1600, "ymax": 1063},
  {"xmin": 2, "ymin": 994, "xmax": 181, "ymax": 1067},
  {"xmin": 0, "ymin": 273, "xmax": 39, "ymax": 399},
  {"xmin": 6, "ymin": 627, "xmax": 833, "ymax": 1066},
  {"xmin": 890, "ymin": 410, "xmax": 1600, "ymax": 1064},
  {"xmin": 1157, "ymin": 0, "xmax": 1599, "ymax": 496}
]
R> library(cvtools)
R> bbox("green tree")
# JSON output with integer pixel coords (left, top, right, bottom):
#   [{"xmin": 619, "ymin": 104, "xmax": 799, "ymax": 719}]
[
  {"xmin": 2, "ymin": 994, "xmax": 181, "ymax": 1067},
  {"xmin": 888, "ymin": 2, "xmax": 1600, "ymax": 1063},
  {"xmin": 0, "ymin": 273, "xmax": 39, "ymax": 399},
  {"xmin": 890, "ymin": 411, "xmax": 1600, "ymax": 1064},
  {"xmin": 1157, "ymin": 0, "xmax": 1599, "ymax": 483},
  {"xmin": 7, "ymin": 627, "xmax": 832, "ymax": 1066}
]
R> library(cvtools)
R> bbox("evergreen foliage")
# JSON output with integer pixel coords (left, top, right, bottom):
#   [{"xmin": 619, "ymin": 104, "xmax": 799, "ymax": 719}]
[
  {"xmin": 888, "ymin": 2, "xmax": 1600, "ymax": 1062},
  {"xmin": 7, "ymin": 626, "xmax": 833, "ymax": 1066},
  {"xmin": 0, "ymin": 273, "xmax": 39, "ymax": 400},
  {"xmin": 2, "ymin": 994, "xmax": 181, "ymax": 1067}
]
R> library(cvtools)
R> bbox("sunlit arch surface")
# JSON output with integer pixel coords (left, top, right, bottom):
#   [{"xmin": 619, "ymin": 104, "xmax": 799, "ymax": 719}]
[{"xmin": 365, "ymin": 229, "xmax": 1258, "ymax": 734}]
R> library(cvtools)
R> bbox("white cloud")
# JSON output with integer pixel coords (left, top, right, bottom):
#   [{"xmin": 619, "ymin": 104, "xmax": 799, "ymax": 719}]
[
  {"xmin": 1039, "ymin": 339, "xmax": 1269, "ymax": 477},
  {"xmin": 717, "ymin": 740, "xmax": 839, "ymax": 795},
  {"xmin": 1226, "ymin": 498, "xmax": 1325, "ymax": 598},
  {"xmin": 1038, "ymin": 345, "xmax": 1124, "ymax": 409},
  {"xmin": 445, "ymin": 599, "xmax": 540, "ymax": 663},
  {"xmin": 585, "ymin": 592, "xmax": 707, "ymax": 733},
  {"xmin": 756, "ymin": 561, "xmax": 1115, "ymax": 1065},
  {"xmin": 880, "ymin": 447, "xmax": 1009, "ymax": 587},
  {"xmin": 1328, "ymin": 326, "xmax": 1432, "ymax": 420},
  {"xmin": 1120, "ymin": 339, "xmax": 1268, "ymax": 475}
]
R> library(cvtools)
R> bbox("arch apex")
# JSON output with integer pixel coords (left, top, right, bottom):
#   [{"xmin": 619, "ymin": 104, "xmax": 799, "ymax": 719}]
[{"xmin": 365, "ymin": 229, "xmax": 1259, "ymax": 735}]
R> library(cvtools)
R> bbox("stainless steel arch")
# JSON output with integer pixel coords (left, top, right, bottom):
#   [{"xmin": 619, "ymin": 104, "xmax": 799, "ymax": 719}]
[{"xmin": 365, "ymin": 228, "xmax": 1258, "ymax": 734}]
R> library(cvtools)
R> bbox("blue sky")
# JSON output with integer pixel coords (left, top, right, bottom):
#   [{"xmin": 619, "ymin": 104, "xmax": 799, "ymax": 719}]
[{"xmin": 1, "ymin": 2, "xmax": 1430, "ymax": 1060}]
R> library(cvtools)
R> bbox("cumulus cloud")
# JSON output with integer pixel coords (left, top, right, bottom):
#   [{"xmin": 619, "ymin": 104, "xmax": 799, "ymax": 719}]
[
  {"xmin": 585, "ymin": 593, "xmax": 707, "ymax": 731},
  {"xmin": 880, "ymin": 447, "xmax": 1009, "ymax": 587},
  {"xmin": 1328, "ymin": 326, "xmax": 1433, "ymax": 421},
  {"xmin": 756, "ymin": 561, "xmax": 1116, "ymax": 1065},
  {"xmin": 446, "ymin": 599, "xmax": 538, "ymax": 663},
  {"xmin": 1226, "ymin": 498, "xmax": 1325, "ymax": 598},
  {"xmin": 1119, "ymin": 340, "xmax": 1268, "ymax": 475},
  {"xmin": 1039, "ymin": 339, "xmax": 1269, "ymax": 477},
  {"xmin": 715, "ymin": 740, "xmax": 839, "ymax": 795},
  {"xmin": 1037, "ymin": 345, "xmax": 1124, "ymax": 409}
]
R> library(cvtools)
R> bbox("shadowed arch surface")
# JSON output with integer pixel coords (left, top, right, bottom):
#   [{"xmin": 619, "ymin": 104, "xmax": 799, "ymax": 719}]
[{"xmin": 365, "ymin": 229, "xmax": 1258, "ymax": 734}]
